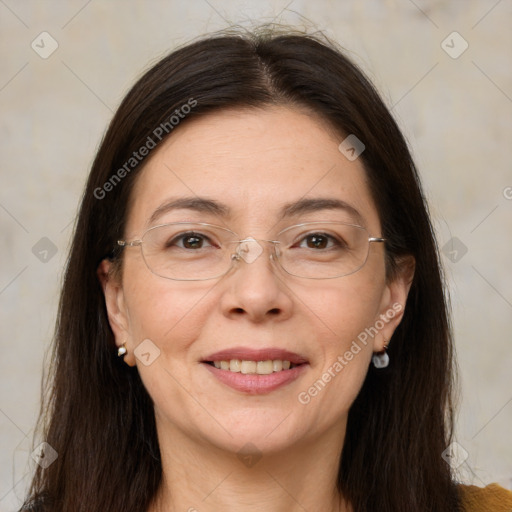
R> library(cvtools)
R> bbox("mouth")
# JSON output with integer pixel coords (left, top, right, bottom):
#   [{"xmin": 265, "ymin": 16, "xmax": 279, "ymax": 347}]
[
  {"xmin": 201, "ymin": 347, "xmax": 309, "ymax": 394},
  {"xmin": 205, "ymin": 359, "xmax": 301, "ymax": 374}
]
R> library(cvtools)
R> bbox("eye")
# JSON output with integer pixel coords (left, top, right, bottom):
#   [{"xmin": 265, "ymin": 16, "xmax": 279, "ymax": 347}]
[
  {"xmin": 168, "ymin": 232, "xmax": 215, "ymax": 250},
  {"xmin": 297, "ymin": 233, "xmax": 342, "ymax": 250}
]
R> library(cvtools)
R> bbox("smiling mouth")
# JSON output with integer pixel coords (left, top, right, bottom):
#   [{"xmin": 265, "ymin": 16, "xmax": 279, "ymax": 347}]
[{"xmin": 205, "ymin": 359, "xmax": 303, "ymax": 375}]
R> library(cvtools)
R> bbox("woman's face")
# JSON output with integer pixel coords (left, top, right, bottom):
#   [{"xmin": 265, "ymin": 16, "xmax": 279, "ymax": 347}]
[{"xmin": 102, "ymin": 107, "xmax": 411, "ymax": 454}]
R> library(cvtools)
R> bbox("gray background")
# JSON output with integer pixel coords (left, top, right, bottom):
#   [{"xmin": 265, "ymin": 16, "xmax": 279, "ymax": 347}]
[{"xmin": 1, "ymin": 1, "xmax": 511, "ymax": 509}]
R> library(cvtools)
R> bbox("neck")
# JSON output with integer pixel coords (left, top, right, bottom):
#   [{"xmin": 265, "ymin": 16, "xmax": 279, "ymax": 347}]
[{"xmin": 148, "ymin": 419, "xmax": 351, "ymax": 512}]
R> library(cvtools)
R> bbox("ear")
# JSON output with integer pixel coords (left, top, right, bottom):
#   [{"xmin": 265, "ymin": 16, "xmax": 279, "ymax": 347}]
[
  {"xmin": 374, "ymin": 255, "xmax": 415, "ymax": 351},
  {"xmin": 97, "ymin": 259, "xmax": 137, "ymax": 367}
]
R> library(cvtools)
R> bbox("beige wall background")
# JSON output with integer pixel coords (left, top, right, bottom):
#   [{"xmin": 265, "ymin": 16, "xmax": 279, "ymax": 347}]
[{"xmin": 1, "ymin": 0, "xmax": 511, "ymax": 509}]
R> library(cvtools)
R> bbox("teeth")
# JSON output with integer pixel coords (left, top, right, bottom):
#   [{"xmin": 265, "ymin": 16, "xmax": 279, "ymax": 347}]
[
  {"xmin": 229, "ymin": 359, "xmax": 241, "ymax": 372},
  {"xmin": 272, "ymin": 360, "xmax": 283, "ymax": 372},
  {"xmin": 211, "ymin": 359, "xmax": 295, "ymax": 374},
  {"xmin": 256, "ymin": 360, "xmax": 273, "ymax": 375},
  {"xmin": 241, "ymin": 360, "xmax": 257, "ymax": 374}
]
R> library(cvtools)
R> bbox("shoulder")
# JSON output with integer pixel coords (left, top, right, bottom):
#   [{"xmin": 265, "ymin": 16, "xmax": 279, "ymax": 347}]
[{"xmin": 458, "ymin": 483, "xmax": 512, "ymax": 511}]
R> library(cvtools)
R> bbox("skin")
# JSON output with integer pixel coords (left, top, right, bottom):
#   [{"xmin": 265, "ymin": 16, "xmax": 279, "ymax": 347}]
[{"xmin": 98, "ymin": 107, "xmax": 414, "ymax": 512}]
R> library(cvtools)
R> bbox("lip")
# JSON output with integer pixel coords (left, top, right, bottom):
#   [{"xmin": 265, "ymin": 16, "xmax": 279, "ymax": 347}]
[
  {"xmin": 203, "ymin": 362, "xmax": 308, "ymax": 395},
  {"xmin": 204, "ymin": 347, "xmax": 308, "ymax": 365}
]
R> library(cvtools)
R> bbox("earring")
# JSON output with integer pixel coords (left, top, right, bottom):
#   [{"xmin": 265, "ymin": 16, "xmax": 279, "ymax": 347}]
[
  {"xmin": 117, "ymin": 343, "xmax": 127, "ymax": 357},
  {"xmin": 372, "ymin": 340, "xmax": 389, "ymax": 369}
]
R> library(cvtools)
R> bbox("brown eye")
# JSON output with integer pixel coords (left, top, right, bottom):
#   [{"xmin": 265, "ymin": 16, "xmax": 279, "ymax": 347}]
[
  {"xmin": 166, "ymin": 232, "xmax": 213, "ymax": 250},
  {"xmin": 182, "ymin": 235, "xmax": 204, "ymax": 249},
  {"xmin": 305, "ymin": 234, "xmax": 329, "ymax": 249}
]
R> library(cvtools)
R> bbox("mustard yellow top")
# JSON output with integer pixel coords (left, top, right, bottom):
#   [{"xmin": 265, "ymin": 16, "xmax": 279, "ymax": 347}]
[{"xmin": 459, "ymin": 483, "xmax": 512, "ymax": 511}]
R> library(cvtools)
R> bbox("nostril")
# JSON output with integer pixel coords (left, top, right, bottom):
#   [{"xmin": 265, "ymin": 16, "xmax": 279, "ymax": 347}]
[{"xmin": 228, "ymin": 307, "xmax": 280, "ymax": 316}]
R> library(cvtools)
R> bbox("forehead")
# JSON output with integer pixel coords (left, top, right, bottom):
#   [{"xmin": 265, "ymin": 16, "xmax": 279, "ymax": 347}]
[{"xmin": 126, "ymin": 107, "xmax": 381, "ymax": 234}]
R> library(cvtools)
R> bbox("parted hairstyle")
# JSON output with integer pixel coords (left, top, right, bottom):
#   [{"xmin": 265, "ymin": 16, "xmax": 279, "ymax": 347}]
[{"xmin": 21, "ymin": 26, "xmax": 460, "ymax": 512}]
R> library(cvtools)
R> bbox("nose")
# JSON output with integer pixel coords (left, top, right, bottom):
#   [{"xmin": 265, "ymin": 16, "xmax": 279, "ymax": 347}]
[{"xmin": 220, "ymin": 238, "xmax": 294, "ymax": 323}]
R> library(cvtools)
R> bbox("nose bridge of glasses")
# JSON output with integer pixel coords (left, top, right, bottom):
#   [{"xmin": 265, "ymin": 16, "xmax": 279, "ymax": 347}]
[{"xmin": 231, "ymin": 237, "xmax": 280, "ymax": 265}]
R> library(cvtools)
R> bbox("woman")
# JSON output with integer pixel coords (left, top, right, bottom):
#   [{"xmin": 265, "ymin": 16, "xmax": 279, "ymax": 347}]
[{"xmin": 21, "ymin": 27, "xmax": 512, "ymax": 511}]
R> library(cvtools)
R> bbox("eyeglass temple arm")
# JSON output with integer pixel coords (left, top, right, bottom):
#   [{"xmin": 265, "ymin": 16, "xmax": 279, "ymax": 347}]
[{"xmin": 117, "ymin": 240, "xmax": 142, "ymax": 247}]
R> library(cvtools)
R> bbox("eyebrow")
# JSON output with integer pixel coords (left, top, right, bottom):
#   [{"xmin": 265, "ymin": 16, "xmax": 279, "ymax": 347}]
[
  {"xmin": 280, "ymin": 198, "xmax": 364, "ymax": 224},
  {"xmin": 148, "ymin": 196, "xmax": 364, "ymax": 226},
  {"xmin": 149, "ymin": 197, "xmax": 230, "ymax": 225}
]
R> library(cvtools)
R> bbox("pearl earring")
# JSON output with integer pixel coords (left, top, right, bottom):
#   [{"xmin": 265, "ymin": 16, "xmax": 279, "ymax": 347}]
[
  {"xmin": 372, "ymin": 340, "xmax": 389, "ymax": 369},
  {"xmin": 117, "ymin": 343, "xmax": 127, "ymax": 357}
]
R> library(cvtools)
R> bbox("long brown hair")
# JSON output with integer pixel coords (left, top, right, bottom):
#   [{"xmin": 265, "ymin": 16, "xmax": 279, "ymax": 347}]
[{"xmin": 21, "ymin": 27, "xmax": 460, "ymax": 511}]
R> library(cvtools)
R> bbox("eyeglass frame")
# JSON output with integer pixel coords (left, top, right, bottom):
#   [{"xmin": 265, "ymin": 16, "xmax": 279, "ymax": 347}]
[{"xmin": 116, "ymin": 221, "xmax": 386, "ymax": 281}]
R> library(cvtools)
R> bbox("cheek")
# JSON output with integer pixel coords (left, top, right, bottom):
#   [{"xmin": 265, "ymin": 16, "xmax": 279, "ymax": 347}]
[
  {"xmin": 291, "ymin": 273, "xmax": 384, "ymax": 415},
  {"xmin": 122, "ymin": 268, "xmax": 223, "ymax": 432},
  {"xmin": 122, "ymin": 261, "xmax": 216, "ymax": 353},
  {"xmin": 294, "ymin": 269, "xmax": 385, "ymax": 349}
]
